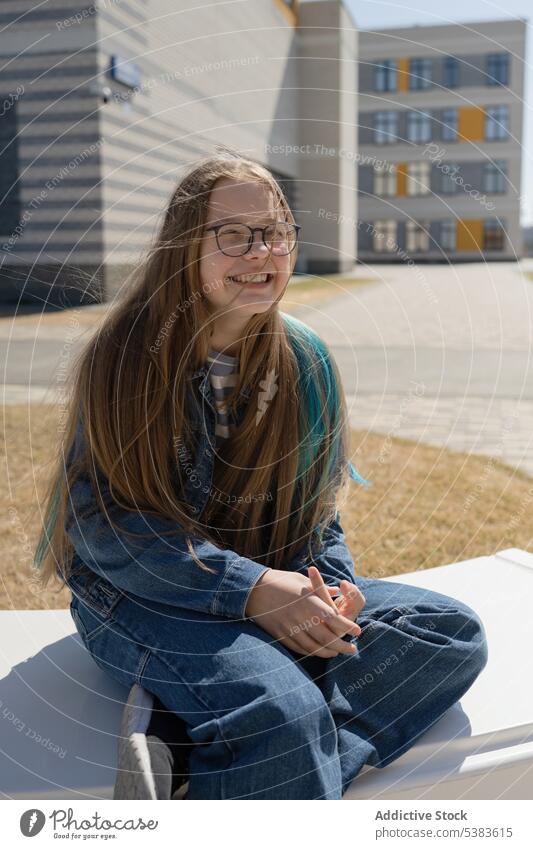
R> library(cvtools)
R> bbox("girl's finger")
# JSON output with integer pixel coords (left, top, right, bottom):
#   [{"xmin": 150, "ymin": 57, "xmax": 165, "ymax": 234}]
[
  {"xmin": 331, "ymin": 596, "xmax": 362, "ymax": 632},
  {"xmin": 307, "ymin": 596, "xmax": 359, "ymax": 634},
  {"xmin": 321, "ymin": 608, "xmax": 362, "ymax": 638},
  {"xmin": 280, "ymin": 632, "xmax": 339, "ymax": 659},
  {"xmin": 340, "ymin": 580, "xmax": 366, "ymax": 615},
  {"xmin": 309, "ymin": 595, "xmax": 344, "ymax": 620},
  {"xmin": 333, "ymin": 594, "xmax": 358, "ymax": 622},
  {"xmin": 279, "ymin": 634, "xmax": 314, "ymax": 657},
  {"xmin": 307, "ymin": 624, "xmax": 358, "ymax": 655},
  {"xmin": 292, "ymin": 627, "xmax": 348, "ymax": 658},
  {"xmin": 307, "ymin": 565, "xmax": 337, "ymax": 611}
]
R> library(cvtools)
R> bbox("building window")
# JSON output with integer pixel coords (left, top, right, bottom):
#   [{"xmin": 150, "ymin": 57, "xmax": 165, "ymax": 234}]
[
  {"xmin": 485, "ymin": 105, "xmax": 509, "ymax": 140},
  {"xmin": 486, "ymin": 53, "xmax": 509, "ymax": 86},
  {"xmin": 406, "ymin": 161, "xmax": 431, "ymax": 196},
  {"xmin": 443, "ymin": 56, "xmax": 459, "ymax": 88},
  {"xmin": 440, "ymin": 220, "xmax": 456, "ymax": 251},
  {"xmin": 374, "ymin": 162, "xmax": 397, "ymax": 197},
  {"xmin": 407, "ymin": 110, "xmax": 432, "ymax": 143},
  {"xmin": 409, "ymin": 58, "xmax": 432, "ymax": 90},
  {"xmin": 375, "ymin": 60, "xmax": 397, "ymax": 92},
  {"xmin": 373, "ymin": 220, "xmax": 398, "ymax": 252},
  {"xmin": 439, "ymin": 162, "xmax": 461, "ymax": 194},
  {"xmin": 483, "ymin": 220, "xmax": 505, "ymax": 250},
  {"xmin": 374, "ymin": 111, "xmax": 398, "ymax": 144},
  {"xmin": 441, "ymin": 108, "xmax": 458, "ymax": 141},
  {"xmin": 406, "ymin": 221, "xmax": 430, "ymax": 252},
  {"xmin": 483, "ymin": 160, "xmax": 507, "ymax": 193}
]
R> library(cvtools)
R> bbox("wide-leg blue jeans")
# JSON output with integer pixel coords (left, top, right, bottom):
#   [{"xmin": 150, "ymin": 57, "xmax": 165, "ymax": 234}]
[{"xmin": 68, "ymin": 569, "xmax": 488, "ymax": 800}]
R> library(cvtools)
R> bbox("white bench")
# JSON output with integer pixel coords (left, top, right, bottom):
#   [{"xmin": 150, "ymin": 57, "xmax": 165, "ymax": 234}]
[{"xmin": 1, "ymin": 548, "xmax": 532, "ymax": 800}]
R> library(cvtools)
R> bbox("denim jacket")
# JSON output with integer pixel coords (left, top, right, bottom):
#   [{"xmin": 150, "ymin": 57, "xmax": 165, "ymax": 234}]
[{"xmin": 65, "ymin": 363, "xmax": 363, "ymax": 620}]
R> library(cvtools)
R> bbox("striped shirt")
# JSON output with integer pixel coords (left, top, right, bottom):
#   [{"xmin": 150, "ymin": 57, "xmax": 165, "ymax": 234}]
[{"xmin": 206, "ymin": 349, "xmax": 240, "ymax": 447}]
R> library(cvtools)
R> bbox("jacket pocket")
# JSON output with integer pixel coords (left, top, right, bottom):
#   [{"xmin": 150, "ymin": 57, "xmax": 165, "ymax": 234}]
[
  {"xmin": 68, "ymin": 566, "xmax": 122, "ymax": 614},
  {"xmin": 70, "ymin": 599, "xmax": 107, "ymax": 647},
  {"xmin": 68, "ymin": 567, "xmax": 124, "ymax": 644}
]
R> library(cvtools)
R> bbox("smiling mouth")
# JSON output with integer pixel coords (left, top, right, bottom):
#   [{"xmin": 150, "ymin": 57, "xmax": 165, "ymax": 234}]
[{"xmin": 226, "ymin": 273, "xmax": 274, "ymax": 285}]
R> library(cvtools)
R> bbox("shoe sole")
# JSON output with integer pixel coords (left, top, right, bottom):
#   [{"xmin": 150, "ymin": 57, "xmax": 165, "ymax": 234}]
[{"xmin": 113, "ymin": 684, "xmax": 158, "ymax": 800}]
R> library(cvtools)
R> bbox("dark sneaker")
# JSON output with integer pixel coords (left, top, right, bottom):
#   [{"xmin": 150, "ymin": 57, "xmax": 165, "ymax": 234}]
[{"xmin": 113, "ymin": 684, "xmax": 190, "ymax": 800}]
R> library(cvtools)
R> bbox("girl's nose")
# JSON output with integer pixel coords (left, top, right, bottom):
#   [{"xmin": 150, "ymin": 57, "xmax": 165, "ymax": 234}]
[{"xmin": 246, "ymin": 230, "xmax": 271, "ymax": 257}]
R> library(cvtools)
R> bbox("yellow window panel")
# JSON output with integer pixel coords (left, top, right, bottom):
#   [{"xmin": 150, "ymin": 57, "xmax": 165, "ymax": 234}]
[
  {"xmin": 273, "ymin": 0, "xmax": 299, "ymax": 26},
  {"xmin": 397, "ymin": 58, "xmax": 409, "ymax": 92},
  {"xmin": 456, "ymin": 219, "xmax": 483, "ymax": 251},
  {"xmin": 396, "ymin": 162, "xmax": 407, "ymax": 196},
  {"xmin": 458, "ymin": 106, "xmax": 485, "ymax": 142}
]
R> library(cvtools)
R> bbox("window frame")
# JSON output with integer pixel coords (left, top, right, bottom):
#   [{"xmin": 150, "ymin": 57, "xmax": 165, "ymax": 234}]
[
  {"xmin": 406, "ymin": 161, "xmax": 431, "ymax": 196},
  {"xmin": 440, "ymin": 219, "xmax": 457, "ymax": 251},
  {"xmin": 373, "ymin": 220, "xmax": 398, "ymax": 253},
  {"xmin": 406, "ymin": 110, "xmax": 433, "ymax": 143},
  {"xmin": 485, "ymin": 105, "xmax": 510, "ymax": 141},
  {"xmin": 482, "ymin": 159, "xmax": 507, "ymax": 194},
  {"xmin": 439, "ymin": 161, "xmax": 461, "ymax": 194},
  {"xmin": 373, "ymin": 162, "xmax": 397, "ymax": 197},
  {"xmin": 373, "ymin": 110, "xmax": 399, "ymax": 145},
  {"xmin": 486, "ymin": 53, "xmax": 510, "ymax": 87},
  {"xmin": 406, "ymin": 220, "xmax": 430, "ymax": 252},
  {"xmin": 409, "ymin": 57, "xmax": 433, "ymax": 90},
  {"xmin": 441, "ymin": 107, "xmax": 458, "ymax": 142},
  {"xmin": 483, "ymin": 220, "xmax": 506, "ymax": 250},
  {"xmin": 443, "ymin": 56, "xmax": 460, "ymax": 88},
  {"xmin": 375, "ymin": 59, "xmax": 397, "ymax": 92}
]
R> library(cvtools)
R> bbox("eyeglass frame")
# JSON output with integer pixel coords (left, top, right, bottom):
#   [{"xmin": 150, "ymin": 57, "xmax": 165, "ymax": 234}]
[{"xmin": 203, "ymin": 221, "xmax": 301, "ymax": 256}]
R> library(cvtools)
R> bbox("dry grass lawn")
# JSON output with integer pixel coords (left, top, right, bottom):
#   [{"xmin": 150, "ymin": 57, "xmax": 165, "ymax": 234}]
[
  {"xmin": 283, "ymin": 274, "xmax": 375, "ymax": 309},
  {"xmin": 2, "ymin": 403, "xmax": 531, "ymax": 610}
]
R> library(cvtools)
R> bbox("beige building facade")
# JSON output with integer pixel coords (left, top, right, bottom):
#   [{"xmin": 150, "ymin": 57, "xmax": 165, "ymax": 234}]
[{"xmin": 357, "ymin": 19, "xmax": 526, "ymax": 262}]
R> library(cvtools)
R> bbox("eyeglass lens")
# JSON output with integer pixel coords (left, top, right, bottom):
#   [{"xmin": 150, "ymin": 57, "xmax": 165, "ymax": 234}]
[{"xmin": 217, "ymin": 223, "xmax": 297, "ymax": 256}]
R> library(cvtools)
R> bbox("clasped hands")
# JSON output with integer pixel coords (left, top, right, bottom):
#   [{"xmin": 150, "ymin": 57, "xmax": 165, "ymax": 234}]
[{"xmin": 245, "ymin": 565, "xmax": 366, "ymax": 659}]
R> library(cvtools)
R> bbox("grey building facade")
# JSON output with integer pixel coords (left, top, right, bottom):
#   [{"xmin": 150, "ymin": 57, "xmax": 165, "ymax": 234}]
[
  {"xmin": 357, "ymin": 19, "xmax": 526, "ymax": 262},
  {"xmin": 0, "ymin": 0, "xmax": 358, "ymax": 306}
]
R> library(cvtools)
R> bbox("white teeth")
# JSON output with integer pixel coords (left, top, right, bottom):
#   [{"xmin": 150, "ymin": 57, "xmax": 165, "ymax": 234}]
[{"xmin": 228, "ymin": 273, "xmax": 272, "ymax": 283}]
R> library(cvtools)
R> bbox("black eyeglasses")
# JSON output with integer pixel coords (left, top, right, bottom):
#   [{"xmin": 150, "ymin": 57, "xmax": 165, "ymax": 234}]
[{"xmin": 204, "ymin": 221, "xmax": 301, "ymax": 257}]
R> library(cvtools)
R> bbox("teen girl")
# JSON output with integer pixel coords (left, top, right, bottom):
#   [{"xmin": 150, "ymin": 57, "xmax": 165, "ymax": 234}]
[{"xmin": 35, "ymin": 153, "xmax": 488, "ymax": 800}]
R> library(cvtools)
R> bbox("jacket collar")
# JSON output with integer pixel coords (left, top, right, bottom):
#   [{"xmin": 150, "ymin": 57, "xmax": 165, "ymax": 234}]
[{"xmin": 188, "ymin": 363, "xmax": 252, "ymax": 401}]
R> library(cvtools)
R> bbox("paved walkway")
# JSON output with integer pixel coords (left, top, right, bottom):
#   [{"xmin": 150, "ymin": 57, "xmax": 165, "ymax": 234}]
[
  {"xmin": 296, "ymin": 260, "xmax": 533, "ymax": 478},
  {"xmin": 344, "ymin": 392, "xmax": 533, "ymax": 477}
]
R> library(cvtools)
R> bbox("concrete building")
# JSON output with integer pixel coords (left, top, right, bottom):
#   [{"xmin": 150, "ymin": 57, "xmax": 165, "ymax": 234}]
[
  {"xmin": 0, "ymin": 0, "xmax": 358, "ymax": 306},
  {"xmin": 357, "ymin": 19, "xmax": 526, "ymax": 263}
]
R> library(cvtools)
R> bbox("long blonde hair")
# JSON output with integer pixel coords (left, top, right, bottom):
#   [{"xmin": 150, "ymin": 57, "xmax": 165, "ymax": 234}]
[{"xmin": 34, "ymin": 151, "xmax": 354, "ymax": 590}]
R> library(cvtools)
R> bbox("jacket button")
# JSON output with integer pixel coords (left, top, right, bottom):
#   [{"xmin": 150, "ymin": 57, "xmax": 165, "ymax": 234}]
[{"xmin": 191, "ymin": 506, "xmax": 197, "ymax": 513}]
